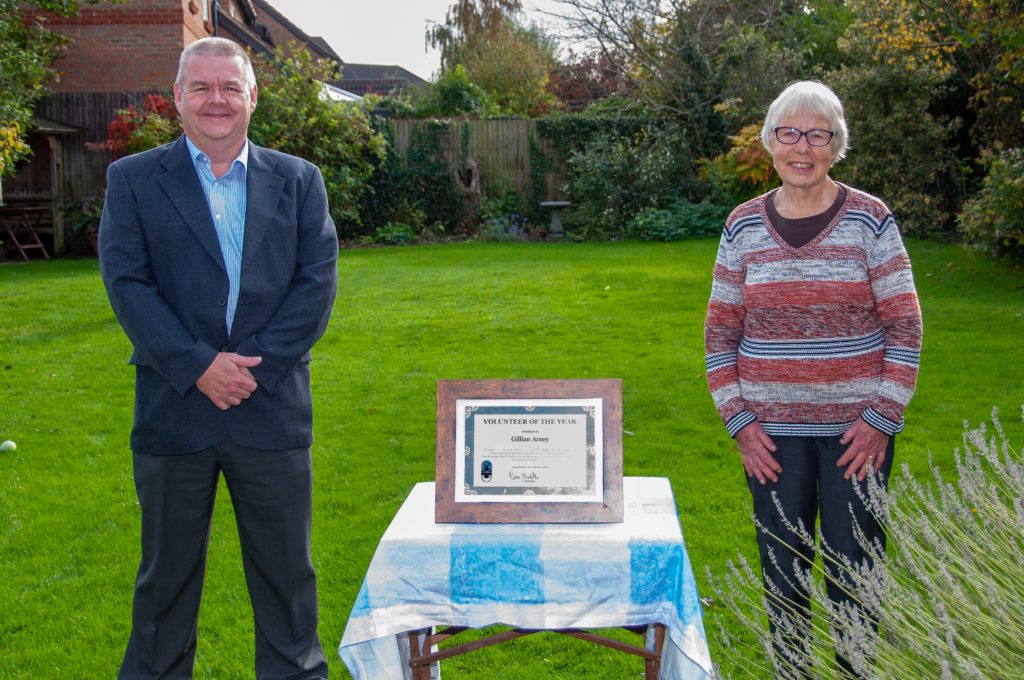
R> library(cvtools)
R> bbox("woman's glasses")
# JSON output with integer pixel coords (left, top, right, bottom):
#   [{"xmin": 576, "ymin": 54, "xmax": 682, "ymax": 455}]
[{"xmin": 773, "ymin": 127, "xmax": 835, "ymax": 147}]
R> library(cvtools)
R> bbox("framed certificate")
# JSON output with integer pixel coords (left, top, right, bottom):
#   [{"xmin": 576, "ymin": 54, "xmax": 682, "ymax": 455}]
[{"xmin": 435, "ymin": 379, "xmax": 623, "ymax": 523}]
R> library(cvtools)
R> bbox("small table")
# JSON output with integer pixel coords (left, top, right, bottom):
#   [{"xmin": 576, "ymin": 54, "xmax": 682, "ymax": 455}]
[
  {"xmin": 1, "ymin": 206, "xmax": 51, "ymax": 261},
  {"xmin": 540, "ymin": 200, "xmax": 571, "ymax": 240},
  {"xmin": 338, "ymin": 477, "xmax": 713, "ymax": 679}
]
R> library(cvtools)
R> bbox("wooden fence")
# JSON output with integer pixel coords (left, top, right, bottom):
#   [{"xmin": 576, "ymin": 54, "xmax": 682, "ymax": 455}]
[{"xmin": 391, "ymin": 119, "xmax": 568, "ymax": 210}]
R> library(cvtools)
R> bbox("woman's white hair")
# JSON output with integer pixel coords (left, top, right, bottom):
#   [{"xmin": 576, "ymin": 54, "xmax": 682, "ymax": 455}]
[
  {"xmin": 175, "ymin": 37, "xmax": 256, "ymax": 89},
  {"xmin": 761, "ymin": 80, "xmax": 849, "ymax": 162}
]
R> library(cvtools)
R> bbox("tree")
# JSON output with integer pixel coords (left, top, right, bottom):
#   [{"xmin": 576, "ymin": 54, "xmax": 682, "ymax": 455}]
[
  {"xmin": 704, "ymin": 0, "xmax": 852, "ymax": 128},
  {"xmin": 841, "ymin": 0, "xmax": 1024, "ymax": 148},
  {"xmin": 547, "ymin": 48, "xmax": 629, "ymax": 112},
  {"xmin": 460, "ymin": 24, "xmax": 559, "ymax": 116},
  {"xmin": 547, "ymin": 1, "xmax": 797, "ymax": 112},
  {"xmin": 829, "ymin": 60, "xmax": 956, "ymax": 239},
  {"xmin": 712, "ymin": 26, "xmax": 804, "ymax": 129},
  {"xmin": 545, "ymin": 0, "xmax": 821, "ymax": 154},
  {"xmin": 426, "ymin": 0, "xmax": 524, "ymax": 74},
  {"xmin": 427, "ymin": 0, "xmax": 558, "ymax": 116},
  {"xmin": 0, "ymin": 0, "xmax": 120, "ymax": 177}
]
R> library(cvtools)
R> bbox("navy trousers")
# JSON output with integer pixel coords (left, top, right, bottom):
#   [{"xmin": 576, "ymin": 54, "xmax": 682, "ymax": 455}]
[
  {"xmin": 746, "ymin": 434, "xmax": 894, "ymax": 677},
  {"xmin": 119, "ymin": 437, "xmax": 328, "ymax": 680}
]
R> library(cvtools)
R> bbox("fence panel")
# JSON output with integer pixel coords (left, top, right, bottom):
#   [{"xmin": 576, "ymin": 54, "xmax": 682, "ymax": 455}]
[{"xmin": 391, "ymin": 119, "xmax": 568, "ymax": 211}]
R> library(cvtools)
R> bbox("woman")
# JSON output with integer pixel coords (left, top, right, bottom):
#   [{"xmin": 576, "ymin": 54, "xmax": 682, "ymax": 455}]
[{"xmin": 704, "ymin": 81, "xmax": 922, "ymax": 675}]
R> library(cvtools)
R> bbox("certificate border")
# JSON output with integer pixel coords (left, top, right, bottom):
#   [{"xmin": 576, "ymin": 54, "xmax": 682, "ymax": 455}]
[{"xmin": 436, "ymin": 379, "xmax": 623, "ymax": 523}]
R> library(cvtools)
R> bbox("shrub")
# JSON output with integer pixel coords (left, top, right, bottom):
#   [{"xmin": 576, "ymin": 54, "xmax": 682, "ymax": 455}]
[
  {"xmin": 249, "ymin": 46, "xmax": 386, "ymax": 229},
  {"xmin": 90, "ymin": 94, "xmax": 179, "ymax": 160},
  {"xmin": 561, "ymin": 121, "xmax": 702, "ymax": 239},
  {"xmin": 477, "ymin": 180, "xmax": 521, "ymax": 223},
  {"xmin": 706, "ymin": 407, "xmax": 1024, "ymax": 679},
  {"xmin": 363, "ymin": 222, "xmax": 418, "ymax": 246},
  {"xmin": 356, "ymin": 120, "xmax": 472, "ymax": 239},
  {"xmin": 958, "ymin": 147, "xmax": 1024, "ymax": 259},
  {"xmin": 414, "ymin": 64, "xmax": 497, "ymax": 118},
  {"xmin": 699, "ymin": 123, "xmax": 780, "ymax": 207},
  {"xmin": 626, "ymin": 200, "xmax": 732, "ymax": 241},
  {"xmin": 358, "ymin": 92, "xmax": 417, "ymax": 119}
]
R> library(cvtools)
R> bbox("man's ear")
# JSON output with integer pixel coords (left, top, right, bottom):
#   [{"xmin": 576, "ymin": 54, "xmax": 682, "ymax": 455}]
[{"xmin": 250, "ymin": 83, "xmax": 258, "ymax": 112}]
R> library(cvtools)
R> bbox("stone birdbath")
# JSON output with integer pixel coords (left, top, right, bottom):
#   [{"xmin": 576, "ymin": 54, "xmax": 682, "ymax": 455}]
[{"xmin": 540, "ymin": 200, "xmax": 571, "ymax": 240}]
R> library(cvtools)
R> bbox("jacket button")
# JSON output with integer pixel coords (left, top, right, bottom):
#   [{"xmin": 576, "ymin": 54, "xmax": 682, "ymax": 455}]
[
  {"xmin": 217, "ymin": 299, "xmax": 226, "ymax": 306},
  {"xmin": 220, "ymin": 345, "xmax": 230, "ymax": 352}
]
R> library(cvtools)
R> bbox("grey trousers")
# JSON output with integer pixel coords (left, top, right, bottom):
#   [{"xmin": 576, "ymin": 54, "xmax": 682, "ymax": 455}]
[{"xmin": 118, "ymin": 437, "xmax": 328, "ymax": 679}]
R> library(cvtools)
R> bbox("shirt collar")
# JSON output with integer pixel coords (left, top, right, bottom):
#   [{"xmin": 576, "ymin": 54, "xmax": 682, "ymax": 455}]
[{"xmin": 185, "ymin": 136, "xmax": 249, "ymax": 175}]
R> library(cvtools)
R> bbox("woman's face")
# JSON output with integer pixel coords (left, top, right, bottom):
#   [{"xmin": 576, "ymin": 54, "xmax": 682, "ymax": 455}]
[{"xmin": 769, "ymin": 110, "xmax": 836, "ymax": 193}]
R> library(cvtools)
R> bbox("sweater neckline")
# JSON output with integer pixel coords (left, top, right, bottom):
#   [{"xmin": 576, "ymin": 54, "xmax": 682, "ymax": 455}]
[{"xmin": 759, "ymin": 182, "xmax": 854, "ymax": 255}]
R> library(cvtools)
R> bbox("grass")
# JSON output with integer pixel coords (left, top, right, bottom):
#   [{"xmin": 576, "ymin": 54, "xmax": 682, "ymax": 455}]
[{"xmin": 1, "ymin": 238, "xmax": 1022, "ymax": 678}]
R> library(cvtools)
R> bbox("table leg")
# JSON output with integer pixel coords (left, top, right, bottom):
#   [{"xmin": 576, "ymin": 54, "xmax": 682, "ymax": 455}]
[
  {"xmin": 645, "ymin": 623, "xmax": 666, "ymax": 680},
  {"xmin": 408, "ymin": 628, "xmax": 431, "ymax": 680}
]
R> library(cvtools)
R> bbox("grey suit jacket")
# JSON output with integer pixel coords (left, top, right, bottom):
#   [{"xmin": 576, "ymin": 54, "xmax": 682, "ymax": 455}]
[{"xmin": 100, "ymin": 136, "xmax": 338, "ymax": 455}]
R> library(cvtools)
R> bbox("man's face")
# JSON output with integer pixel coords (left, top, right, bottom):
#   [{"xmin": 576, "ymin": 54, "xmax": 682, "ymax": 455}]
[{"xmin": 174, "ymin": 53, "xmax": 257, "ymax": 155}]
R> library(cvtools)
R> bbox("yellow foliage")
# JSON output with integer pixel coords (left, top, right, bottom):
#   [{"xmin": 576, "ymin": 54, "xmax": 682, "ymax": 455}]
[
  {"xmin": 844, "ymin": 0, "xmax": 956, "ymax": 78},
  {"xmin": 0, "ymin": 122, "xmax": 32, "ymax": 177},
  {"xmin": 845, "ymin": 0, "xmax": 1024, "ymax": 98}
]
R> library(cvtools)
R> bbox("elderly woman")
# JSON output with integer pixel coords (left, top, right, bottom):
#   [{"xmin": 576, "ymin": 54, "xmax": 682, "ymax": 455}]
[{"xmin": 704, "ymin": 81, "xmax": 922, "ymax": 674}]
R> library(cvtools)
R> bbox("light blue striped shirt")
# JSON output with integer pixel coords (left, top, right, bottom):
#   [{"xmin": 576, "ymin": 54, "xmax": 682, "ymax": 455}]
[{"xmin": 186, "ymin": 137, "xmax": 248, "ymax": 334}]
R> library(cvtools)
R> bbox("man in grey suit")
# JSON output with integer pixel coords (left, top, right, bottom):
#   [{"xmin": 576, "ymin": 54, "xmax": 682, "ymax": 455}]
[{"xmin": 100, "ymin": 37, "xmax": 337, "ymax": 679}]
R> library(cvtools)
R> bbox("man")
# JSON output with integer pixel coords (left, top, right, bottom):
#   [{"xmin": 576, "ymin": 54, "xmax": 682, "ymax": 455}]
[{"xmin": 100, "ymin": 37, "xmax": 337, "ymax": 679}]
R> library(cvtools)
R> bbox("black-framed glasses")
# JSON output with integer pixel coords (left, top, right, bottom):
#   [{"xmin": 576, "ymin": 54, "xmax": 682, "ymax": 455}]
[{"xmin": 773, "ymin": 127, "xmax": 835, "ymax": 147}]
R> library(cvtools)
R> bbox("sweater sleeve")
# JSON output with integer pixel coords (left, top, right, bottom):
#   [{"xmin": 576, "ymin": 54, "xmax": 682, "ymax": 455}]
[
  {"xmin": 861, "ymin": 214, "xmax": 923, "ymax": 436},
  {"xmin": 704, "ymin": 228, "xmax": 756, "ymax": 437}
]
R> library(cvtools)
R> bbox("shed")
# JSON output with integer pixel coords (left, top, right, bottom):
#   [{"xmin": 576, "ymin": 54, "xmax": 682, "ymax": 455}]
[{"xmin": 1, "ymin": 117, "xmax": 82, "ymax": 256}]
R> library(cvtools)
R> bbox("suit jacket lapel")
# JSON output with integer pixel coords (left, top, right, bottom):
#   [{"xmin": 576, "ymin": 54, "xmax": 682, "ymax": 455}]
[
  {"xmin": 157, "ymin": 136, "xmax": 225, "ymax": 271},
  {"xmin": 242, "ymin": 144, "xmax": 285, "ymax": 269}
]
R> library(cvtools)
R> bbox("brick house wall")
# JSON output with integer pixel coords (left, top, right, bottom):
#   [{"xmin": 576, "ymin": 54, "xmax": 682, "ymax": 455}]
[
  {"xmin": 24, "ymin": 0, "xmax": 203, "ymax": 93},
  {"xmin": 26, "ymin": 0, "xmax": 334, "ymax": 94}
]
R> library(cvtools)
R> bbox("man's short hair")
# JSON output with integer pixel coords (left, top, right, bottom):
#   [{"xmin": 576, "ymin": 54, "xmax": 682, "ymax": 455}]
[{"xmin": 176, "ymin": 37, "xmax": 256, "ymax": 89}]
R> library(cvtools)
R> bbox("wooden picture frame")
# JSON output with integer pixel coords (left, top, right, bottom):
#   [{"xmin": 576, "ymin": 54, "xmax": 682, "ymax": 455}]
[{"xmin": 435, "ymin": 379, "xmax": 623, "ymax": 523}]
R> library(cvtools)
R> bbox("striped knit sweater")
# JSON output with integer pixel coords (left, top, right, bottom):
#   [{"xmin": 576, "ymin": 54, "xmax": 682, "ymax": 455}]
[{"xmin": 704, "ymin": 185, "xmax": 922, "ymax": 439}]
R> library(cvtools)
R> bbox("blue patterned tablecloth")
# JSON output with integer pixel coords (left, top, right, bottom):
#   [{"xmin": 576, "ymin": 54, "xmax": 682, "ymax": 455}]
[{"xmin": 339, "ymin": 477, "xmax": 713, "ymax": 679}]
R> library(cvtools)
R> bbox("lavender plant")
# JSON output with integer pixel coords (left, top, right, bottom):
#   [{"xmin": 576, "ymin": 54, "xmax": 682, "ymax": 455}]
[
  {"xmin": 707, "ymin": 407, "xmax": 1024, "ymax": 679},
  {"xmin": 477, "ymin": 213, "xmax": 530, "ymax": 242}
]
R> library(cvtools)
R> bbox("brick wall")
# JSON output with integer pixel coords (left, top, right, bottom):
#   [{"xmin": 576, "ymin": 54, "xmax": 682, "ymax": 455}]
[{"xmin": 27, "ymin": 0, "xmax": 211, "ymax": 93}]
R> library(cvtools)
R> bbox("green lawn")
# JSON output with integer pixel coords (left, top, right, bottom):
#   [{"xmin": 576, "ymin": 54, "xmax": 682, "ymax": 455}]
[{"xmin": 1, "ymin": 239, "xmax": 1022, "ymax": 678}]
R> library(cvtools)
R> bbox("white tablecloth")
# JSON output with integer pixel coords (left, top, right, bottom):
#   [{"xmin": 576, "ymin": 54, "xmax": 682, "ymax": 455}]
[{"xmin": 338, "ymin": 477, "xmax": 713, "ymax": 679}]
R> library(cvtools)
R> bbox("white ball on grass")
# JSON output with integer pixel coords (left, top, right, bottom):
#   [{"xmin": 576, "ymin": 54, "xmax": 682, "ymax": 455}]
[{"xmin": 0, "ymin": 440, "xmax": 16, "ymax": 452}]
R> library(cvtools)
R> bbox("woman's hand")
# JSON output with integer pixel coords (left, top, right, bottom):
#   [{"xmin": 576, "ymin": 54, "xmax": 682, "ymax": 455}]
[
  {"xmin": 837, "ymin": 417, "xmax": 889, "ymax": 481},
  {"xmin": 736, "ymin": 421, "xmax": 781, "ymax": 485}
]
